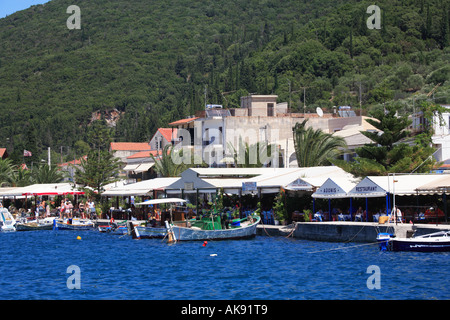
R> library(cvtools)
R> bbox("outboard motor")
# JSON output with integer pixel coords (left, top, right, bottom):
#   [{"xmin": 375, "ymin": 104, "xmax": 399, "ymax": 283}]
[{"xmin": 377, "ymin": 232, "xmax": 393, "ymax": 251}]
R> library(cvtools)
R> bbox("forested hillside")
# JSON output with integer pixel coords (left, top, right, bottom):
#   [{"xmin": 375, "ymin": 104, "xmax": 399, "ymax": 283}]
[{"xmin": 0, "ymin": 0, "xmax": 448, "ymax": 165}]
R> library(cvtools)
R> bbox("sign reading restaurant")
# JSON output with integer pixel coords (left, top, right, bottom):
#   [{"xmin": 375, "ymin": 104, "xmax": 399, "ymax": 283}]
[{"xmin": 355, "ymin": 186, "xmax": 378, "ymax": 192}]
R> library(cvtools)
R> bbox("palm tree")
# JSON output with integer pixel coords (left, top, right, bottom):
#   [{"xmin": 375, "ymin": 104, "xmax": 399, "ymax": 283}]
[
  {"xmin": 0, "ymin": 158, "xmax": 16, "ymax": 187},
  {"xmin": 292, "ymin": 119, "xmax": 347, "ymax": 167},
  {"xmin": 31, "ymin": 164, "xmax": 65, "ymax": 184},
  {"xmin": 11, "ymin": 166, "xmax": 32, "ymax": 187},
  {"xmin": 228, "ymin": 137, "xmax": 278, "ymax": 168},
  {"xmin": 150, "ymin": 144, "xmax": 186, "ymax": 177}
]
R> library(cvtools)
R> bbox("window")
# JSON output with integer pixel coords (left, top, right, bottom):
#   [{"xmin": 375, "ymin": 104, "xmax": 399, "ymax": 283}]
[{"xmin": 267, "ymin": 103, "xmax": 274, "ymax": 116}]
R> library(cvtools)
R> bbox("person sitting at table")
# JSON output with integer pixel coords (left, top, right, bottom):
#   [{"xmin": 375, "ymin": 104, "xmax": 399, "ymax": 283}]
[
  {"xmin": 331, "ymin": 207, "xmax": 339, "ymax": 221},
  {"xmin": 355, "ymin": 207, "xmax": 363, "ymax": 221},
  {"xmin": 314, "ymin": 209, "xmax": 323, "ymax": 222}
]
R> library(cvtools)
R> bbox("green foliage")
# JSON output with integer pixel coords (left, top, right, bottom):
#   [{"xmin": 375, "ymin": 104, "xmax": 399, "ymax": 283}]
[
  {"xmin": 150, "ymin": 144, "xmax": 185, "ymax": 177},
  {"xmin": 332, "ymin": 103, "xmax": 441, "ymax": 176},
  {"xmin": 30, "ymin": 164, "xmax": 65, "ymax": 184},
  {"xmin": 293, "ymin": 119, "xmax": 347, "ymax": 167},
  {"xmin": 228, "ymin": 138, "xmax": 278, "ymax": 168},
  {"xmin": 75, "ymin": 121, "xmax": 121, "ymax": 195},
  {"xmin": 273, "ymin": 190, "xmax": 287, "ymax": 221},
  {"xmin": 0, "ymin": 158, "xmax": 16, "ymax": 187},
  {"xmin": 0, "ymin": 0, "xmax": 448, "ymax": 163}
]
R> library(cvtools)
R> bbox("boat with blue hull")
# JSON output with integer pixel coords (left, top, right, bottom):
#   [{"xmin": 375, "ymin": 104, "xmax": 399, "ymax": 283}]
[
  {"xmin": 98, "ymin": 223, "xmax": 128, "ymax": 235},
  {"xmin": 53, "ymin": 218, "xmax": 95, "ymax": 230},
  {"xmin": 377, "ymin": 230, "xmax": 450, "ymax": 252}
]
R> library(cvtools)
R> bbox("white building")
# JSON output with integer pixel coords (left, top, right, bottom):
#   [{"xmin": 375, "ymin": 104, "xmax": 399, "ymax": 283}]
[{"xmin": 169, "ymin": 95, "xmax": 378, "ymax": 168}]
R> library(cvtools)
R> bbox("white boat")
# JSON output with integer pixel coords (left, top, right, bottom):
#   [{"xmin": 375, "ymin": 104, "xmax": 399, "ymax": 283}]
[
  {"xmin": 129, "ymin": 198, "xmax": 187, "ymax": 239},
  {"xmin": 0, "ymin": 208, "xmax": 16, "ymax": 232},
  {"xmin": 377, "ymin": 230, "xmax": 450, "ymax": 252},
  {"xmin": 53, "ymin": 218, "xmax": 95, "ymax": 230},
  {"xmin": 168, "ymin": 215, "xmax": 260, "ymax": 242},
  {"xmin": 129, "ymin": 197, "xmax": 261, "ymax": 241}
]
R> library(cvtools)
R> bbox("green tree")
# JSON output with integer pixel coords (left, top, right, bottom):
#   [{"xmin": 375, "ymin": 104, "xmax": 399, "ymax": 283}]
[
  {"xmin": 31, "ymin": 164, "xmax": 65, "ymax": 184},
  {"xmin": 228, "ymin": 138, "xmax": 278, "ymax": 168},
  {"xmin": 150, "ymin": 144, "xmax": 186, "ymax": 177},
  {"xmin": 0, "ymin": 158, "xmax": 16, "ymax": 187},
  {"xmin": 75, "ymin": 121, "xmax": 121, "ymax": 195},
  {"xmin": 11, "ymin": 166, "xmax": 32, "ymax": 187},
  {"xmin": 292, "ymin": 119, "xmax": 347, "ymax": 167},
  {"xmin": 332, "ymin": 103, "xmax": 440, "ymax": 176}
]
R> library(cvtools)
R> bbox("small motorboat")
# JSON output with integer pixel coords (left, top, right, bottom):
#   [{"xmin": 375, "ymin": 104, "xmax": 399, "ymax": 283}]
[
  {"xmin": 98, "ymin": 221, "xmax": 128, "ymax": 235},
  {"xmin": 377, "ymin": 230, "xmax": 450, "ymax": 252},
  {"xmin": 0, "ymin": 208, "xmax": 16, "ymax": 232}
]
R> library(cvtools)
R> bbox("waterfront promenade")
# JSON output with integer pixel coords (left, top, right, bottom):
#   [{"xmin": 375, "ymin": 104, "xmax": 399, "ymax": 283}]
[{"xmin": 97, "ymin": 219, "xmax": 450, "ymax": 242}]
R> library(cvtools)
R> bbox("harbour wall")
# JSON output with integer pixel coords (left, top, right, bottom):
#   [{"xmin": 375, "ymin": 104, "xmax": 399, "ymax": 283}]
[{"xmin": 256, "ymin": 222, "xmax": 450, "ymax": 242}]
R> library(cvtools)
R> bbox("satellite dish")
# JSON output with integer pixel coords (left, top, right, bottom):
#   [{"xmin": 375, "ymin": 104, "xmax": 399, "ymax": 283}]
[{"xmin": 316, "ymin": 107, "xmax": 323, "ymax": 117}]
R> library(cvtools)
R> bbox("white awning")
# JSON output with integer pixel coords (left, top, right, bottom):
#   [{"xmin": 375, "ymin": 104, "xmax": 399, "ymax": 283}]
[
  {"xmin": 102, "ymin": 177, "xmax": 179, "ymax": 196},
  {"xmin": 135, "ymin": 198, "xmax": 186, "ymax": 205},
  {"xmin": 0, "ymin": 183, "xmax": 84, "ymax": 197},
  {"xmin": 312, "ymin": 178, "xmax": 358, "ymax": 199},
  {"xmin": 134, "ymin": 163, "xmax": 155, "ymax": 173},
  {"xmin": 123, "ymin": 164, "xmax": 140, "ymax": 171},
  {"xmin": 348, "ymin": 174, "xmax": 450, "ymax": 198}
]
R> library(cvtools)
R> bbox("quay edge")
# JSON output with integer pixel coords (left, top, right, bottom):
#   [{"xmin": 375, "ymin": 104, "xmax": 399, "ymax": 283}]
[
  {"xmin": 257, "ymin": 222, "xmax": 450, "ymax": 243},
  {"xmin": 96, "ymin": 220, "xmax": 450, "ymax": 243}
]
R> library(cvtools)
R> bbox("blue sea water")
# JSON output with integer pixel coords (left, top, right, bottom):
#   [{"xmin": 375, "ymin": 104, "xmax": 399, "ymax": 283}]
[{"xmin": 0, "ymin": 229, "xmax": 449, "ymax": 300}]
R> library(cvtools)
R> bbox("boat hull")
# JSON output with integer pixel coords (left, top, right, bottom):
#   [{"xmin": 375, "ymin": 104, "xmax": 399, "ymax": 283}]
[
  {"xmin": 131, "ymin": 225, "xmax": 167, "ymax": 239},
  {"xmin": 54, "ymin": 219, "xmax": 94, "ymax": 230},
  {"xmin": 1, "ymin": 225, "xmax": 16, "ymax": 232},
  {"xmin": 129, "ymin": 216, "xmax": 260, "ymax": 241},
  {"xmin": 98, "ymin": 225, "xmax": 128, "ymax": 235},
  {"xmin": 16, "ymin": 223, "xmax": 53, "ymax": 231},
  {"xmin": 170, "ymin": 216, "xmax": 260, "ymax": 241},
  {"xmin": 390, "ymin": 239, "xmax": 450, "ymax": 252}
]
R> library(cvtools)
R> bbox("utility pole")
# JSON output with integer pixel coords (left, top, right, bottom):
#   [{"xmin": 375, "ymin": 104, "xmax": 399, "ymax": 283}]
[
  {"xmin": 300, "ymin": 86, "xmax": 311, "ymax": 115},
  {"xmin": 359, "ymin": 79, "xmax": 362, "ymax": 116}
]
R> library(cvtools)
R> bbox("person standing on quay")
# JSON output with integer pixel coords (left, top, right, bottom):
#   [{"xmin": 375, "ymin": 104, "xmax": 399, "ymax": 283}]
[{"xmin": 87, "ymin": 199, "xmax": 96, "ymax": 219}]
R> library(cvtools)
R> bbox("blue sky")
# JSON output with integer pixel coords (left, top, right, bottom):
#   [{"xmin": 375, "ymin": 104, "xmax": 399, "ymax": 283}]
[{"xmin": 0, "ymin": 0, "xmax": 51, "ymax": 19}]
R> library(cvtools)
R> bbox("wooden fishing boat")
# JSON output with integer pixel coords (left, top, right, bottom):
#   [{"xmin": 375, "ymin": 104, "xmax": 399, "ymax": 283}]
[
  {"xmin": 16, "ymin": 217, "xmax": 55, "ymax": 231},
  {"xmin": 168, "ymin": 215, "xmax": 260, "ymax": 242},
  {"xmin": 53, "ymin": 218, "xmax": 94, "ymax": 230},
  {"xmin": 377, "ymin": 230, "xmax": 450, "ymax": 252},
  {"xmin": 129, "ymin": 198, "xmax": 261, "ymax": 241}
]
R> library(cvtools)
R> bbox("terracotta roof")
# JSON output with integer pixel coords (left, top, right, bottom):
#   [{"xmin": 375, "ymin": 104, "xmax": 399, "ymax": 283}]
[
  {"xmin": 58, "ymin": 155, "xmax": 88, "ymax": 167},
  {"xmin": 0, "ymin": 148, "xmax": 7, "ymax": 158},
  {"xmin": 110, "ymin": 142, "xmax": 151, "ymax": 151},
  {"xmin": 127, "ymin": 150, "xmax": 162, "ymax": 159},
  {"xmin": 168, "ymin": 117, "xmax": 199, "ymax": 126},
  {"xmin": 157, "ymin": 128, "xmax": 177, "ymax": 142}
]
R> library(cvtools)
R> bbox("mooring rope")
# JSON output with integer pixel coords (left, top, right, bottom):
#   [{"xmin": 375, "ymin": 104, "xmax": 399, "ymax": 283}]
[{"xmin": 307, "ymin": 241, "xmax": 380, "ymax": 254}]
